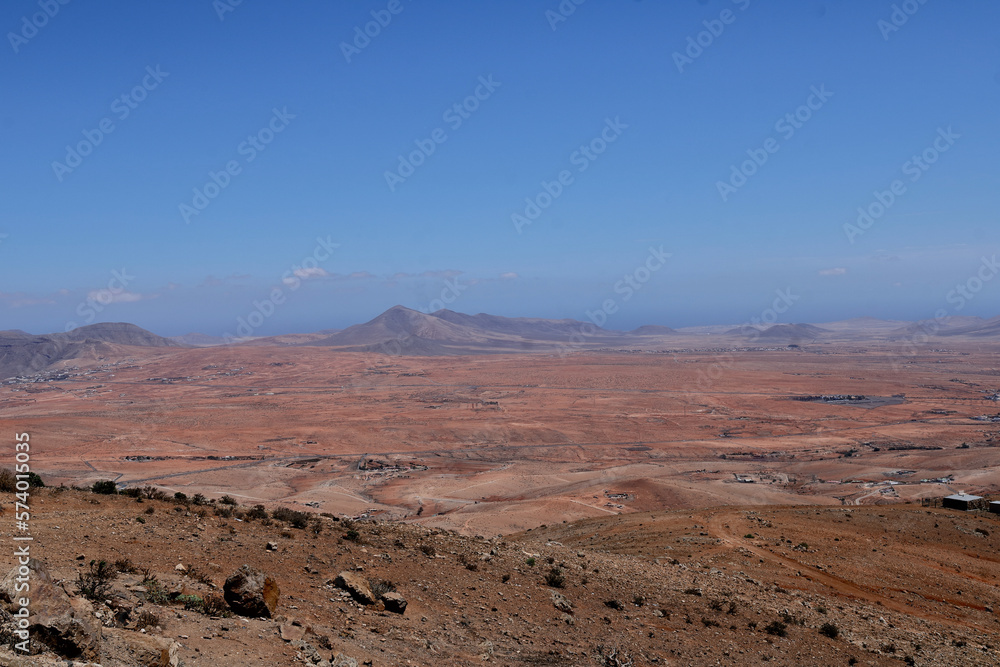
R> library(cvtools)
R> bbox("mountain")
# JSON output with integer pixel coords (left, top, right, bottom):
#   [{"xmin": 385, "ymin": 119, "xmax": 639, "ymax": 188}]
[
  {"xmin": 630, "ymin": 325, "xmax": 676, "ymax": 336},
  {"xmin": 0, "ymin": 323, "xmax": 180, "ymax": 380},
  {"xmin": 813, "ymin": 316, "xmax": 907, "ymax": 333},
  {"xmin": 170, "ymin": 332, "xmax": 228, "ymax": 347},
  {"xmin": 307, "ymin": 306, "xmax": 628, "ymax": 354},
  {"xmin": 728, "ymin": 323, "xmax": 829, "ymax": 342},
  {"xmin": 938, "ymin": 315, "xmax": 1000, "ymax": 337},
  {"xmin": 52, "ymin": 322, "xmax": 181, "ymax": 347}
]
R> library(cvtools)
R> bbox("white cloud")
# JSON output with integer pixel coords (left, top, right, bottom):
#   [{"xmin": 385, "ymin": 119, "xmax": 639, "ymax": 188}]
[
  {"xmin": 293, "ymin": 267, "xmax": 330, "ymax": 280},
  {"xmin": 86, "ymin": 289, "xmax": 145, "ymax": 304},
  {"xmin": 818, "ymin": 267, "xmax": 847, "ymax": 276},
  {"xmin": 499, "ymin": 272, "xmax": 519, "ymax": 280}
]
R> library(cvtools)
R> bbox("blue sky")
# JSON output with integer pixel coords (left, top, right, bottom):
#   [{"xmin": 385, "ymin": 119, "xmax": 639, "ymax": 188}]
[{"xmin": 2, "ymin": 0, "xmax": 998, "ymax": 336}]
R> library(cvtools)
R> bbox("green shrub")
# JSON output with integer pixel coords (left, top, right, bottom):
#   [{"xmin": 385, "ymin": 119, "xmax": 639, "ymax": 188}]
[
  {"xmin": 819, "ymin": 622, "xmax": 839, "ymax": 639},
  {"xmin": 91, "ymin": 480, "xmax": 118, "ymax": 495},
  {"xmin": 219, "ymin": 495, "xmax": 237, "ymax": 505}
]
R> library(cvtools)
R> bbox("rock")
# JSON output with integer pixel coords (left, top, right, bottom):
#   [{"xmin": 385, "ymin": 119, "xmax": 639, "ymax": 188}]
[
  {"xmin": 291, "ymin": 639, "xmax": 323, "ymax": 664},
  {"xmin": 280, "ymin": 622, "xmax": 305, "ymax": 642},
  {"xmin": 551, "ymin": 592, "xmax": 573, "ymax": 613},
  {"xmin": 560, "ymin": 612, "xmax": 575, "ymax": 625},
  {"xmin": 174, "ymin": 564, "xmax": 187, "ymax": 573},
  {"xmin": 223, "ymin": 565, "xmax": 279, "ymax": 617},
  {"xmin": 104, "ymin": 627, "xmax": 180, "ymax": 666},
  {"xmin": 331, "ymin": 653, "xmax": 359, "ymax": 667},
  {"xmin": 381, "ymin": 591, "xmax": 407, "ymax": 614},
  {"xmin": 266, "ymin": 541, "xmax": 279, "ymax": 551},
  {"xmin": 332, "ymin": 572, "xmax": 375, "ymax": 605},
  {"xmin": 0, "ymin": 559, "xmax": 102, "ymax": 661}
]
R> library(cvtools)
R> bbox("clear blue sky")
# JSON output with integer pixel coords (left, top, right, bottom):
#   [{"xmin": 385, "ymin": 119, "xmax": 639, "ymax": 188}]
[{"xmin": 2, "ymin": 0, "xmax": 998, "ymax": 336}]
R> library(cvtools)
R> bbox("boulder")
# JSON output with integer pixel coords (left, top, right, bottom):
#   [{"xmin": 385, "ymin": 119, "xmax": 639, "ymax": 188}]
[
  {"xmin": 280, "ymin": 622, "xmax": 305, "ymax": 642},
  {"xmin": 331, "ymin": 653, "xmax": 359, "ymax": 667},
  {"xmin": 381, "ymin": 591, "xmax": 407, "ymax": 614},
  {"xmin": 104, "ymin": 627, "xmax": 180, "ymax": 667},
  {"xmin": 223, "ymin": 565, "xmax": 279, "ymax": 617},
  {"xmin": 332, "ymin": 572, "xmax": 375, "ymax": 605},
  {"xmin": 0, "ymin": 559, "xmax": 102, "ymax": 661},
  {"xmin": 551, "ymin": 592, "xmax": 573, "ymax": 613}
]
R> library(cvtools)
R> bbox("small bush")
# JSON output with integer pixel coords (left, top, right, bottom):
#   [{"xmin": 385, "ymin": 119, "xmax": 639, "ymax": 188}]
[
  {"xmin": 701, "ymin": 617, "xmax": 720, "ymax": 627},
  {"xmin": 78, "ymin": 560, "xmax": 118, "ymax": 600},
  {"xmin": 419, "ymin": 544, "xmax": 436, "ymax": 557},
  {"xmin": 134, "ymin": 609, "xmax": 160, "ymax": 631},
  {"xmin": 121, "ymin": 487, "xmax": 142, "ymax": 498},
  {"xmin": 191, "ymin": 493, "xmax": 207, "ymax": 506},
  {"xmin": 765, "ymin": 620, "xmax": 788, "ymax": 637},
  {"xmin": 219, "ymin": 495, "xmax": 237, "ymax": 505},
  {"xmin": 344, "ymin": 529, "xmax": 360, "ymax": 542},
  {"xmin": 114, "ymin": 558, "xmax": 138, "ymax": 574},
  {"xmin": 214, "ymin": 506, "xmax": 233, "ymax": 518},
  {"xmin": 91, "ymin": 480, "xmax": 118, "ymax": 495},
  {"xmin": 175, "ymin": 594, "xmax": 204, "ymax": 611},
  {"xmin": 525, "ymin": 557, "xmax": 536, "ymax": 567},
  {"xmin": 144, "ymin": 506, "xmax": 155, "ymax": 515},
  {"xmin": 141, "ymin": 485, "xmax": 167, "ymax": 500},
  {"xmin": 246, "ymin": 504, "xmax": 268, "ymax": 521},
  {"xmin": 819, "ymin": 622, "xmax": 839, "ymax": 639},
  {"xmin": 141, "ymin": 575, "xmax": 170, "ymax": 604},
  {"xmin": 309, "ymin": 519, "xmax": 323, "ymax": 535},
  {"xmin": 202, "ymin": 593, "xmax": 231, "ymax": 617},
  {"xmin": 604, "ymin": 600, "xmax": 623, "ymax": 611},
  {"xmin": 173, "ymin": 492, "xmax": 188, "ymax": 502},
  {"xmin": 368, "ymin": 579, "xmax": 396, "ymax": 600},
  {"xmin": 501, "ymin": 573, "xmax": 511, "ymax": 583},
  {"xmin": 544, "ymin": 567, "xmax": 565, "ymax": 588}
]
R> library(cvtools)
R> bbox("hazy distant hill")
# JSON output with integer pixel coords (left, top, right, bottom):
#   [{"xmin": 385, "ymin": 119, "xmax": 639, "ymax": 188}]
[
  {"xmin": 726, "ymin": 323, "xmax": 829, "ymax": 342},
  {"xmin": 170, "ymin": 332, "xmax": 228, "ymax": 347},
  {"xmin": 939, "ymin": 317, "xmax": 1000, "ymax": 338},
  {"xmin": 630, "ymin": 325, "xmax": 677, "ymax": 336},
  {"xmin": 0, "ymin": 323, "xmax": 180, "ymax": 380},
  {"xmin": 308, "ymin": 306, "xmax": 621, "ymax": 354}
]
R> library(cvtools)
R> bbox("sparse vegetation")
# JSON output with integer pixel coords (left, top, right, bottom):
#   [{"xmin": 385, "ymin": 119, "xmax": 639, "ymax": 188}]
[
  {"xmin": 368, "ymin": 578, "xmax": 396, "ymax": 600},
  {"xmin": 78, "ymin": 559, "xmax": 117, "ymax": 601},
  {"xmin": 91, "ymin": 480, "xmax": 118, "ymax": 495},
  {"xmin": 543, "ymin": 567, "xmax": 565, "ymax": 588},
  {"xmin": 819, "ymin": 622, "xmax": 839, "ymax": 639},
  {"xmin": 764, "ymin": 620, "xmax": 788, "ymax": 637}
]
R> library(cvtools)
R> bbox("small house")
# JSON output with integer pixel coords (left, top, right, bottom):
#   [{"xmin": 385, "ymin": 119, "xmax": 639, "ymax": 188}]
[{"xmin": 942, "ymin": 493, "xmax": 982, "ymax": 511}]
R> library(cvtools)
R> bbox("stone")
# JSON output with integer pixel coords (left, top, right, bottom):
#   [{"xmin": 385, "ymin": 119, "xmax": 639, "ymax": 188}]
[
  {"xmin": 381, "ymin": 591, "xmax": 407, "ymax": 614},
  {"xmin": 332, "ymin": 572, "xmax": 375, "ymax": 605},
  {"xmin": 104, "ymin": 627, "xmax": 180, "ymax": 666},
  {"xmin": 223, "ymin": 565, "xmax": 279, "ymax": 617},
  {"xmin": 331, "ymin": 653, "xmax": 359, "ymax": 667},
  {"xmin": 280, "ymin": 622, "xmax": 305, "ymax": 642},
  {"xmin": 0, "ymin": 559, "xmax": 101, "ymax": 661},
  {"xmin": 551, "ymin": 592, "xmax": 573, "ymax": 613},
  {"xmin": 266, "ymin": 541, "xmax": 279, "ymax": 551}
]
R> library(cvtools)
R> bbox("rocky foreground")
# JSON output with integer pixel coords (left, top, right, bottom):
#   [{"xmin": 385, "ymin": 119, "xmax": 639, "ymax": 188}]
[{"xmin": 0, "ymin": 487, "xmax": 997, "ymax": 666}]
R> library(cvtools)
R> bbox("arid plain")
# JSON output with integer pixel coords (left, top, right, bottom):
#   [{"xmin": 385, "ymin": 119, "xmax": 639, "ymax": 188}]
[{"xmin": 6, "ymin": 337, "xmax": 1000, "ymax": 537}]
